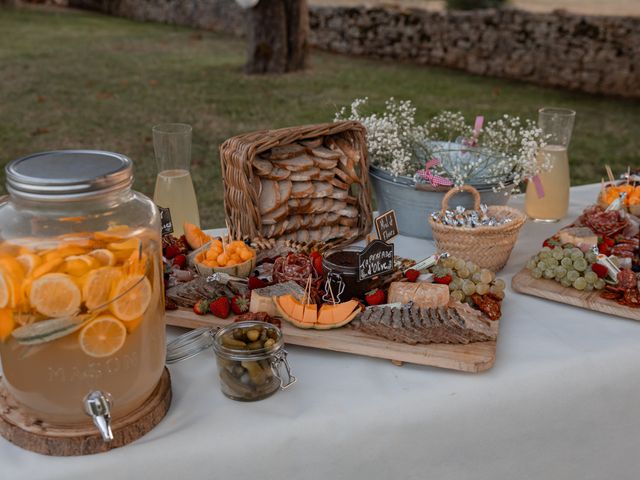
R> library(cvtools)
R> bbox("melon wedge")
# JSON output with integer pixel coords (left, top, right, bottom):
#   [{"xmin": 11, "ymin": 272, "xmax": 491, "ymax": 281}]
[
  {"xmin": 273, "ymin": 294, "xmax": 317, "ymax": 329},
  {"xmin": 273, "ymin": 295, "xmax": 361, "ymax": 330},
  {"xmin": 316, "ymin": 300, "xmax": 361, "ymax": 329}
]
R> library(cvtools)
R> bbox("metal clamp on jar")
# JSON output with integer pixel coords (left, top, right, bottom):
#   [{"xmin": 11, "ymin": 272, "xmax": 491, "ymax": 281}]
[{"xmin": 167, "ymin": 321, "xmax": 296, "ymax": 401}]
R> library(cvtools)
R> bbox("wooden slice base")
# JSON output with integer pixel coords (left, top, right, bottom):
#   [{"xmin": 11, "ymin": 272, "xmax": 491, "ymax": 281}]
[{"xmin": 0, "ymin": 367, "xmax": 172, "ymax": 456}]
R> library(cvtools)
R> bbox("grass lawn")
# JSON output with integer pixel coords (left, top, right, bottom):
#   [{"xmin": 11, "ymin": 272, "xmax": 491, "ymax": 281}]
[{"xmin": 1, "ymin": 6, "xmax": 639, "ymax": 228}]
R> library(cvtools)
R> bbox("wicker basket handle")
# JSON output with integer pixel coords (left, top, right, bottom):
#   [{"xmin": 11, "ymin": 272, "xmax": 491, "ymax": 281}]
[{"xmin": 440, "ymin": 185, "xmax": 481, "ymax": 215}]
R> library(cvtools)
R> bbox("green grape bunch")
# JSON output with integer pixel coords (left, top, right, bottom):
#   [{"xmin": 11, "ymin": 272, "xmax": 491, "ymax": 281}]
[
  {"xmin": 430, "ymin": 255, "xmax": 506, "ymax": 305},
  {"xmin": 525, "ymin": 246, "xmax": 612, "ymax": 292}
]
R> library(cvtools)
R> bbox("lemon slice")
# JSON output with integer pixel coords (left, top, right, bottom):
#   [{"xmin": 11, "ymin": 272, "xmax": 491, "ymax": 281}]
[
  {"xmin": 30, "ymin": 273, "xmax": 82, "ymax": 318},
  {"xmin": 79, "ymin": 315, "xmax": 127, "ymax": 358},
  {"xmin": 109, "ymin": 275, "xmax": 152, "ymax": 321},
  {"xmin": 89, "ymin": 249, "xmax": 116, "ymax": 267},
  {"xmin": 16, "ymin": 254, "xmax": 42, "ymax": 276},
  {"xmin": 83, "ymin": 267, "xmax": 122, "ymax": 311}
]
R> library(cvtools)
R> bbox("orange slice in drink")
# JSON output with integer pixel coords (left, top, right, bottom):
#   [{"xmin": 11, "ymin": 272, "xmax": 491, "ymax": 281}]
[
  {"xmin": 94, "ymin": 225, "xmax": 131, "ymax": 242},
  {"xmin": 79, "ymin": 315, "xmax": 127, "ymax": 358},
  {"xmin": 83, "ymin": 267, "xmax": 122, "ymax": 311},
  {"xmin": 16, "ymin": 253, "xmax": 42, "ymax": 276},
  {"xmin": 30, "ymin": 273, "xmax": 82, "ymax": 318},
  {"xmin": 0, "ymin": 257, "xmax": 25, "ymax": 308},
  {"xmin": 30, "ymin": 257, "xmax": 64, "ymax": 279},
  {"xmin": 0, "ymin": 309, "xmax": 15, "ymax": 342},
  {"xmin": 89, "ymin": 249, "xmax": 116, "ymax": 267},
  {"xmin": 109, "ymin": 274, "xmax": 152, "ymax": 321},
  {"xmin": 61, "ymin": 255, "xmax": 98, "ymax": 277}
]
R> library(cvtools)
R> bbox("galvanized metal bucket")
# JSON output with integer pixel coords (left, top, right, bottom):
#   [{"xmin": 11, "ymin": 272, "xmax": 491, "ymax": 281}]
[{"xmin": 369, "ymin": 166, "xmax": 513, "ymax": 239}]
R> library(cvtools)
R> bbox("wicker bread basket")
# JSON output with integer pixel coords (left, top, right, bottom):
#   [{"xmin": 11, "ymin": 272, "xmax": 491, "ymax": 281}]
[
  {"xmin": 220, "ymin": 121, "xmax": 373, "ymax": 249},
  {"xmin": 428, "ymin": 185, "xmax": 527, "ymax": 272}
]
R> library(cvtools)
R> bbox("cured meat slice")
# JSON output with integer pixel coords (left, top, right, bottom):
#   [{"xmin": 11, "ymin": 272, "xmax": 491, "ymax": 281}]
[{"xmin": 351, "ymin": 304, "xmax": 496, "ymax": 344}]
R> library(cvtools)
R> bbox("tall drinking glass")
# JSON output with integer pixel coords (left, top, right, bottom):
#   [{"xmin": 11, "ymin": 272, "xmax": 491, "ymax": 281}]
[
  {"xmin": 525, "ymin": 107, "xmax": 576, "ymax": 222},
  {"xmin": 153, "ymin": 123, "xmax": 200, "ymax": 236}
]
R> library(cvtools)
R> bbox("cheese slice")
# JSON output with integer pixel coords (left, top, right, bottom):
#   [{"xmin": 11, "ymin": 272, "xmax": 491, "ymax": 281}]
[
  {"xmin": 249, "ymin": 281, "xmax": 305, "ymax": 316},
  {"xmin": 388, "ymin": 282, "xmax": 449, "ymax": 308},
  {"xmin": 557, "ymin": 227, "xmax": 598, "ymax": 249}
]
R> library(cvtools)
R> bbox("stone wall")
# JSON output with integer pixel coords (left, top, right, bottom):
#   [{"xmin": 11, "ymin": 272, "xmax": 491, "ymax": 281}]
[
  {"xmin": 68, "ymin": 0, "xmax": 246, "ymax": 36},
  {"xmin": 62, "ymin": 1, "xmax": 640, "ymax": 97},
  {"xmin": 310, "ymin": 6, "xmax": 640, "ymax": 97}
]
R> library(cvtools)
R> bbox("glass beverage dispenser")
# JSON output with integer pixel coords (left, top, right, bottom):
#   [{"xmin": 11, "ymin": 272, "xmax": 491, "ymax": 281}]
[{"xmin": 0, "ymin": 151, "xmax": 166, "ymax": 442}]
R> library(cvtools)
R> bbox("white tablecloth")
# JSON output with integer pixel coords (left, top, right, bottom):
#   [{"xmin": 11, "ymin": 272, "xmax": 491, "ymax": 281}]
[{"xmin": 3, "ymin": 184, "xmax": 640, "ymax": 479}]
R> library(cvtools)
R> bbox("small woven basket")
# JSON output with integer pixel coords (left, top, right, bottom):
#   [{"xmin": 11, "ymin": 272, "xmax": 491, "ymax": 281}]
[{"xmin": 428, "ymin": 185, "xmax": 527, "ymax": 272}]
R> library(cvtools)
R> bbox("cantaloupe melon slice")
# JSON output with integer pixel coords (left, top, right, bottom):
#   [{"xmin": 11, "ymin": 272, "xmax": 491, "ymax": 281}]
[
  {"xmin": 314, "ymin": 307, "xmax": 361, "ymax": 330},
  {"xmin": 184, "ymin": 223, "xmax": 211, "ymax": 250},
  {"xmin": 316, "ymin": 300, "xmax": 361, "ymax": 330},
  {"xmin": 273, "ymin": 295, "xmax": 317, "ymax": 329},
  {"xmin": 316, "ymin": 300, "xmax": 359, "ymax": 325}
]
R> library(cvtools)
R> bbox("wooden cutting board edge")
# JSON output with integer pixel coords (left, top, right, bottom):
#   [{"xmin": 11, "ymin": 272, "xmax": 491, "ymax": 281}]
[
  {"xmin": 511, "ymin": 268, "xmax": 640, "ymax": 322},
  {"xmin": 165, "ymin": 308, "xmax": 498, "ymax": 374}
]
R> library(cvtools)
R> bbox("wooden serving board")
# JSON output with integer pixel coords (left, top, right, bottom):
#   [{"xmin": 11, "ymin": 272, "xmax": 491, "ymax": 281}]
[
  {"xmin": 512, "ymin": 269, "xmax": 640, "ymax": 321},
  {"xmin": 166, "ymin": 309, "xmax": 499, "ymax": 373}
]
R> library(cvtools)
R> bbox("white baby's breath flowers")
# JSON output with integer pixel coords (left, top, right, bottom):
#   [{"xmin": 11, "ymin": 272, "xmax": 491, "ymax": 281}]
[{"xmin": 335, "ymin": 98, "xmax": 550, "ymax": 192}]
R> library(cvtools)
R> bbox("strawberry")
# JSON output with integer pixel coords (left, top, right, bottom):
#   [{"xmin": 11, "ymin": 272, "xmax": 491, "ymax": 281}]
[
  {"xmin": 231, "ymin": 295, "xmax": 250, "ymax": 315},
  {"xmin": 164, "ymin": 245, "xmax": 180, "ymax": 259},
  {"xmin": 592, "ymin": 263, "xmax": 608, "ymax": 278},
  {"xmin": 598, "ymin": 243, "xmax": 610, "ymax": 255},
  {"xmin": 404, "ymin": 269, "xmax": 420, "ymax": 282},
  {"xmin": 193, "ymin": 300, "xmax": 209, "ymax": 316},
  {"xmin": 312, "ymin": 256, "xmax": 323, "ymax": 276},
  {"xmin": 248, "ymin": 276, "xmax": 268, "ymax": 290},
  {"xmin": 209, "ymin": 297, "xmax": 230, "ymax": 319},
  {"xmin": 434, "ymin": 274, "xmax": 452, "ymax": 285},
  {"xmin": 172, "ymin": 254, "xmax": 187, "ymax": 269},
  {"xmin": 364, "ymin": 288, "xmax": 385, "ymax": 306}
]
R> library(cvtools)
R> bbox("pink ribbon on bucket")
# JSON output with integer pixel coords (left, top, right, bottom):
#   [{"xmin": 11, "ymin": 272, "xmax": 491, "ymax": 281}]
[
  {"xmin": 463, "ymin": 115, "xmax": 484, "ymax": 147},
  {"xmin": 417, "ymin": 159, "xmax": 453, "ymax": 187}
]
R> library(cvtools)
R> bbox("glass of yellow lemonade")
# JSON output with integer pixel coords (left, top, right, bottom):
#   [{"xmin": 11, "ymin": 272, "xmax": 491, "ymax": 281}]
[
  {"xmin": 152, "ymin": 123, "xmax": 200, "ymax": 237},
  {"xmin": 525, "ymin": 107, "xmax": 576, "ymax": 222}
]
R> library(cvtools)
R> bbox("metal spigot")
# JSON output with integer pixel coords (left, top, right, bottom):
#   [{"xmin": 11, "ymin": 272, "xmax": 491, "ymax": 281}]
[{"xmin": 84, "ymin": 391, "xmax": 114, "ymax": 442}]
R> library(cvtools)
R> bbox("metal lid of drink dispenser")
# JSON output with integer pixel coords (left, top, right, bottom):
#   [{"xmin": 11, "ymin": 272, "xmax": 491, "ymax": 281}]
[{"xmin": 6, "ymin": 150, "xmax": 133, "ymax": 200}]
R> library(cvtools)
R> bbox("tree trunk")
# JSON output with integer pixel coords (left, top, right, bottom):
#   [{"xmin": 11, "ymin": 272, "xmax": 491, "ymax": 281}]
[{"xmin": 246, "ymin": 0, "xmax": 308, "ymax": 74}]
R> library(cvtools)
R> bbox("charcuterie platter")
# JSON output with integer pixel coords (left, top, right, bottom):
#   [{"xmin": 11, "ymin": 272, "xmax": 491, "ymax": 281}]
[
  {"xmin": 162, "ymin": 229, "xmax": 505, "ymax": 373},
  {"xmin": 513, "ymin": 177, "xmax": 640, "ymax": 321}
]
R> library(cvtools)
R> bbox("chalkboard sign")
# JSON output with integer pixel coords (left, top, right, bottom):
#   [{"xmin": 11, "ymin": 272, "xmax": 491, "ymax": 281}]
[
  {"xmin": 358, "ymin": 239, "xmax": 394, "ymax": 282},
  {"xmin": 158, "ymin": 206, "xmax": 174, "ymax": 236},
  {"xmin": 375, "ymin": 210, "xmax": 399, "ymax": 242}
]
